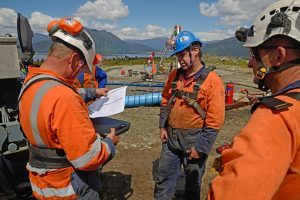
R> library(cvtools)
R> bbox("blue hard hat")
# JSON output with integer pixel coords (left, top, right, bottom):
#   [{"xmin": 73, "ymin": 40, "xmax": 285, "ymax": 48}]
[{"xmin": 171, "ymin": 31, "xmax": 202, "ymax": 56}]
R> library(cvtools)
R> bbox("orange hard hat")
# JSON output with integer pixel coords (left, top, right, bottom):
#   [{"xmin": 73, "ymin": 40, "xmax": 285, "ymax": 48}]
[{"xmin": 93, "ymin": 53, "xmax": 104, "ymax": 65}]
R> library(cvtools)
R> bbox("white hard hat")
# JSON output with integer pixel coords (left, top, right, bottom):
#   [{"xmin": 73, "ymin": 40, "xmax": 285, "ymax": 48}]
[
  {"xmin": 244, "ymin": 0, "xmax": 300, "ymax": 48},
  {"xmin": 48, "ymin": 17, "xmax": 96, "ymax": 73}
]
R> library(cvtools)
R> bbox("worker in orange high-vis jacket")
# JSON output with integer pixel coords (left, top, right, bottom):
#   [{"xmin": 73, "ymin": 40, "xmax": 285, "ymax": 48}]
[
  {"xmin": 18, "ymin": 17, "xmax": 119, "ymax": 200},
  {"xmin": 208, "ymin": 0, "xmax": 300, "ymax": 199},
  {"xmin": 154, "ymin": 31, "xmax": 225, "ymax": 200},
  {"xmin": 74, "ymin": 65, "xmax": 108, "ymax": 89},
  {"xmin": 73, "ymin": 53, "xmax": 109, "ymax": 104}
]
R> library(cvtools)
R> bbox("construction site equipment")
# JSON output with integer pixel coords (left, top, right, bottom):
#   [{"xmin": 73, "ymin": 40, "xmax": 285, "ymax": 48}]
[
  {"xmin": 225, "ymin": 83, "xmax": 234, "ymax": 104},
  {"xmin": 162, "ymin": 25, "xmax": 181, "ymax": 69},
  {"xmin": 212, "ymin": 143, "xmax": 231, "ymax": 172},
  {"xmin": 125, "ymin": 93, "xmax": 162, "ymax": 108},
  {"xmin": 0, "ymin": 35, "xmax": 29, "ymax": 156},
  {"xmin": 0, "ymin": 14, "xmax": 32, "ymax": 197},
  {"xmin": 142, "ymin": 52, "xmax": 157, "ymax": 81},
  {"xmin": 107, "ymin": 82, "xmax": 165, "ymax": 87}
]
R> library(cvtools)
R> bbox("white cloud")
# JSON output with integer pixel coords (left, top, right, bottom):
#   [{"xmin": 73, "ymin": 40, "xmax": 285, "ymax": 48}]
[
  {"xmin": 90, "ymin": 21, "xmax": 117, "ymax": 30},
  {"xmin": 0, "ymin": 8, "xmax": 59, "ymax": 35},
  {"xmin": 219, "ymin": 14, "xmax": 250, "ymax": 26},
  {"xmin": 29, "ymin": 12, "xmax": 56, "ymax": 34},
  {"xmin": 199, "ymin": 0, "xmax": 277, "ymax": 25},
  {"xmin": 73, "ymin": 17, "xmax": 89, "ymax": 27},
  {"xmin": 110, "ymin": 24, "xmax": 171, "ymax": 40},
  {"xmin": 0, "ymin": 6, "xmax": 124, "ymax": 38},
  {"xmin": 145, "ymin": 25, "xmax": 168, "ymax": 38},
  {"xmin": 199, "ymin": 2, "xmax": 219, "ymax": 17},
  {"xmin": 75, "ymin": 0, "xmax": 129, "ymax": 20},
  {"xmin": 196, "ymin": 29, "xmax": 234, "ymax": 41},
  {"xmin": 0, "ymin": 7, "xmax": 18, "ymax": 35},
  {"xmin": 119, "ymin": 27, "xmax": 139, "ymax": 38}
]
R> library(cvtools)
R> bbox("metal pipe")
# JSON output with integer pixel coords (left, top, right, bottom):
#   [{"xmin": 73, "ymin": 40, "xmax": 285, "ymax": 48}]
[
  {"xmin": 107, "ymin": 82, "xmax": 164, "ymax": 87},
  {"xmin": 125, "ymin": 92, "xmax": 162, "ymax": 108}
]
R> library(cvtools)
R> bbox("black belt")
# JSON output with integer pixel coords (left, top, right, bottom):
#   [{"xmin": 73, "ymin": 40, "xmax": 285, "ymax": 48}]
[{"xmin": 29, "ymin": 146, "xmax": 72, "ymax": 169}]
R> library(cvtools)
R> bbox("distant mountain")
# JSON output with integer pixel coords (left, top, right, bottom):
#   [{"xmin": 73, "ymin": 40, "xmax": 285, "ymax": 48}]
[
  {"xmin": 126, "ymin": 37, "xmax": 248, "ymax": 58},
  {"xmin": 203, "ymin": 37, "xmax": 248, "ymax": 58},
  {"xmin": 32, "ymin": 28, "xmax": 154, "ymax": 55},
  {"xmin": 32, "ymin": 30, "xmax": 247, "ymax": 57},
  {"xmin": 87, "ymin": 29, "xmax": 153, "ymax": 54},
  {"xmin": 32, "ymin": 38, "xmax": 51, "ymax": 53},
  {"xmin": 125, "ymin": 37, "xmax": 168, "ymax": 51},
  {"xmin": 32, "ymin": 33, "xmax": 49, "ymax": 43},
  {"xmin": 203, "ymin": 40, "xmax": 220, "ymax": 45}
]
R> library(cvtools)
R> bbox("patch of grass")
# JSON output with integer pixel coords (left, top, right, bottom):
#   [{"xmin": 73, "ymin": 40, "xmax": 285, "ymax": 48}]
[
  {"xmin": 102, "ymin": 57, "xmax": 177, "ymax": 67},
  {"xmin": 33, "ymin": 55, "xmax": 249, "ymax": 69},
  {"xmin": 101, "ymin": 54, "xmax": 248, "ymax": 69},
  {"xmin": 203, "ymin": 54, "xmax": 248, "ymax": 68}
]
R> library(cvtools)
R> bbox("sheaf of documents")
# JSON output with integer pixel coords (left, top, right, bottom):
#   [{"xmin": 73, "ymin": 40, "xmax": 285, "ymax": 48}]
[{"xmin": 88, "ymin": 86, "xmax": 127, "ymax": 118}]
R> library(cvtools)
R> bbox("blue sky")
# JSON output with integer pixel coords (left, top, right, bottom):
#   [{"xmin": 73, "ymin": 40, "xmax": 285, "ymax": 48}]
[{"xmin": 0, "ymin": 0, "xmax": 277, "ymax": 41}]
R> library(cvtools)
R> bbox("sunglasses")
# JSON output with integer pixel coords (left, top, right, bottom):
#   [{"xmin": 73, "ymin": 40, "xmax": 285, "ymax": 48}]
[
  {"xmin": 176, "ymin": 49, "xmax": 189, "ymax": 58},
  {"xmin": 249, "ymin": 45, "xmax": 300, "ymax": 60}
]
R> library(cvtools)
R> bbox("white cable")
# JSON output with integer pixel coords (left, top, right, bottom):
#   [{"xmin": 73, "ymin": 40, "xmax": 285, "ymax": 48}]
[{"xmin": 0, "ymin": 107, "xmax": 9, "ymax": 123}]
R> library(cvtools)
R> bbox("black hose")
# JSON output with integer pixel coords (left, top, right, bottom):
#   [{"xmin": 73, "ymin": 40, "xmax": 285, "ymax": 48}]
[{"xmin": 225, "ymin": 82, "xmax": 259, "ymax": 90}]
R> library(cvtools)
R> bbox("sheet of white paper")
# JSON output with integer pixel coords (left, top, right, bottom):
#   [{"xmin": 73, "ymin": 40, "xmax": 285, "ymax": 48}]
[{"xmin": 88, "ymin": 86, "xmax": 127, "ymax": 118}]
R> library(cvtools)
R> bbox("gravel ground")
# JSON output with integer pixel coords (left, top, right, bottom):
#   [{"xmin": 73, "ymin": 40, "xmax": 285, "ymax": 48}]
[{"xmin": 99, "ymin": 64, "xmax": 258, "ymax": 199}]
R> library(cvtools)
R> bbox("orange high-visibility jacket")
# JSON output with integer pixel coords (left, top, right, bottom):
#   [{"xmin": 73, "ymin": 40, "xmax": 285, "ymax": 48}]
[
  {"xmin": 207, "ymin": 89, "xmax": 300, "ymax": 200},
  {"xmin": 73, "ymin": 65, "xmax": 98, "ymax": 88},
  {"xmin": 19, "ymin": 67, "xmax": 114, "ymax": 199},
  {"xmin": 161, "ymin": 68, "xmax": 225, "ymax": 129}
]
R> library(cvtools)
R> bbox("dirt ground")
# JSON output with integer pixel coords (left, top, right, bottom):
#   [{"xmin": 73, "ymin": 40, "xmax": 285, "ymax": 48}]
[
  {"xmin": 98, "ymin": 63, "xmax": 259, "ymax": 200},
  {"xmin": 1, "ymin": 63, "xmax": 261, "ymax": 200}
]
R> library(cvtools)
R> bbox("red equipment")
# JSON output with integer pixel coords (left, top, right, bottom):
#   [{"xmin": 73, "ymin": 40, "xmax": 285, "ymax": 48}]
[{"xmin": 225, "ymin": 83, "xmax": 234, "ymax": 104}]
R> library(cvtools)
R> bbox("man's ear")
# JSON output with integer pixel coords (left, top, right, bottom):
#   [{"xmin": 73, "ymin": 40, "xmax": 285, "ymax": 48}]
[
  {"xmin": 68, "ymin": 52, "xmax": 80, "ymax": 70},
  {"xmin": 272, "ymin": 46, "xmax": 286, "ymax": 67}
]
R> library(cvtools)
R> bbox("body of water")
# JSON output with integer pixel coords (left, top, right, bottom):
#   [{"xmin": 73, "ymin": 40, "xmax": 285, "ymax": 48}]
[{"xmin": 34, "ymin": 52, "xmax": 171, "ymax": 61}]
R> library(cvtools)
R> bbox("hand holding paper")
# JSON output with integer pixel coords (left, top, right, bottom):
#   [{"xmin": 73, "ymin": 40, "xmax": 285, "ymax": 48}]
[{"xmin": 88, "ymin": 86, "xmax": 127, "ymax": 118}]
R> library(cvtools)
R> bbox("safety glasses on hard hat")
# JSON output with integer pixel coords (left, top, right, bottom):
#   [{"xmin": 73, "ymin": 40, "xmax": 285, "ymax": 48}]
[
  {"xmin": 176, "ymin": 46, "xmax": 199, "ymax": 58},
  {"xmin": 176, "ymin": 49, "xmax": 189, "ymax": 58}
]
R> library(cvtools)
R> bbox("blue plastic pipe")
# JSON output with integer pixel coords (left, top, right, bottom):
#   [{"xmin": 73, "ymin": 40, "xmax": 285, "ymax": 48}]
[
  {"xmin": 125, "ymin": 92, "xmax": 162, "ymax": 108},
  {"xmin": 107, "ymin": 82, "xmax": 164, "ymax": 87}
]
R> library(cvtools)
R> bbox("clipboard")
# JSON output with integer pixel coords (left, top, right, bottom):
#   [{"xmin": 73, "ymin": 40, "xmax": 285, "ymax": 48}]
[{"xmin": 91, "ymin": 117, "xmax": 130, "ymax": 136}]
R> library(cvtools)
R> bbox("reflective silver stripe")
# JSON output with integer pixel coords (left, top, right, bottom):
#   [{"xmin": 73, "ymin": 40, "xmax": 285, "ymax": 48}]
[
  {"xmin": 18, "ymin": 74, "xmax": 61, "ymax": 101},
  {"xmin": 26, "ymin": 162, "xmax": 56, "ymax": 176},
  {"xmin": 18, "ymin": 74, "xmax": 62, "ymax": 146},
  {"xmin": 18, "ymin": 74, "xmax": 61, "ymax": 113},
  {"xmin": 30, "ymin": 81, "xmax": 62, "ymax": 147},
  {"xmin": 30, "ymin": 181, "xmax": 75, "ymax": 198},
  {"xmin": 102, "ymin": 140, "xmax": 111, "ymax": 156},
  {"xmin": 70, "ymin": 134, "xmax": 107, "ymax": 168},
  {"xmin": 77, "ymin": 88, "xmax": 87, "ymax": 100},
  {"xmin": 76, "ymin": 88, "xmax": 96, "ymax": 101}
]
